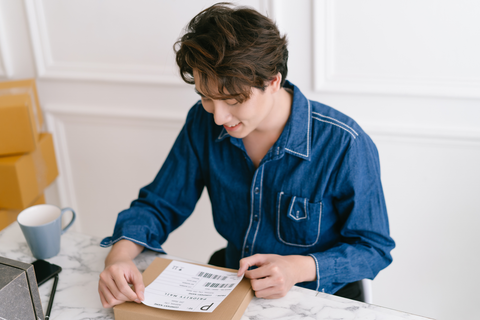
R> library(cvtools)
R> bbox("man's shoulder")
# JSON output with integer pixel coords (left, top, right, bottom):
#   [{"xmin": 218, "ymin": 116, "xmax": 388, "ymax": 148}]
[
  {"xmin": 309, "ymin": 100, "xmax": 366, "ymax": 144},
  {"xmin": 286, "ymin": 80, "xmax": 366, "ymax": 144}
]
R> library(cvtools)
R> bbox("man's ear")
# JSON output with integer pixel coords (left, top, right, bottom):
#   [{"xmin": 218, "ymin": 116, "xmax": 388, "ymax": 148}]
[{"xmin": 268, "ymin": 72, "xmax": 283, "ymax": 93}]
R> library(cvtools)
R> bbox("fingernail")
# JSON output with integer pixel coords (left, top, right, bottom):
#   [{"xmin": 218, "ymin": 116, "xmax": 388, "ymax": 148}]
[{"xmin": 135, "ymin": 299, "xmax": 140, "ymax": 303}]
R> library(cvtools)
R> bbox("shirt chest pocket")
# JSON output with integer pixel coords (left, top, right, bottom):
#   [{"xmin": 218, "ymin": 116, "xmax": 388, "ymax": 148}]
[{"xmin": 276, "ymin": 192, "xmax": 322, "ymax": 247}]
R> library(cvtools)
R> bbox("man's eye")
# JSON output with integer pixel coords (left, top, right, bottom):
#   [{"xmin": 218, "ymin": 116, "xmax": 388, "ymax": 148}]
[{"xmin": 226, "ymin": 100, "xmax": 238, "ymax": 106}]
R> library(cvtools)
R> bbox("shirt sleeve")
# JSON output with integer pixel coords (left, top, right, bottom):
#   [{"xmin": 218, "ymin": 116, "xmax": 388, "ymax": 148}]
[
  {"xmin": 307, "ymin": 134, "xmax": 395, "ymax": 294},
  {"xmin": 100, "ymin": 105, "xmax": 205, "ymax": 253}
]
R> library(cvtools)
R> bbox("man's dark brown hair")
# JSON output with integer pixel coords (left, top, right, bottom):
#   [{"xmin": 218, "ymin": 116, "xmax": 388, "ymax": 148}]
[{"xmin": 174, "ymin": 2, "xmax": 288, "ymax": 103}]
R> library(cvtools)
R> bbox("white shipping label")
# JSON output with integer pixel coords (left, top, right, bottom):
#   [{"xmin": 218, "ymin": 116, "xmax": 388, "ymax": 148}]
[{"xmin": 142, "ymin": 260, "xmax": 244, "ymax": 312}]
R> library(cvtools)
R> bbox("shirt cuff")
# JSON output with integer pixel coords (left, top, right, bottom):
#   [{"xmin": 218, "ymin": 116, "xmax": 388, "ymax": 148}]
[
  {"xmin": 308, "ymin": 253, "xmax": 321, "ymax": 292},
  {"xmin": 307, "ymin": 252, "xmax": 337, "ymax": 294},
  {"xmin": 100, "ymin": 235, "xmax": 166, "ymax": 254}
]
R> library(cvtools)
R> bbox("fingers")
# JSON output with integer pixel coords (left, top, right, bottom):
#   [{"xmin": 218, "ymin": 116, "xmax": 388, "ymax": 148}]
[
  {"xmin": 237, "ymin": 258, "xmax": 250, "ymax": 276},
  {"xmin": 245, "ymin": 263, "xmax": 274, "ymax": 280},
  {"xmin": 254, "ymin": 290, "xmax": 287, "ymax": 299},
  {"xmin": 237, "ymin": 254, "xmax": 267, "ymax": 276},
  {"xmin": 116, "ymin": 275, "xmax": 139, "ymax": 301},
  {"xmin": 250, "ymin": 273, "xmax": 289, "ymax": 299},
  {"xmin": 98, "ymin": 262, "xmax": 144, "ymax": 308},
  {"xmin": 250, "ymin": 276, "xmax": 272, "ymax": 292},
  {"xmin": 99, "ymin": 287, "xmax": 109, "ymax": 307},
  {"xmin": 239, "ymin": 254, "xmax": 296, "ymax": 299},
  {"xmin": 99, "ymin": 280, "xmax": 123, "ymax": 308},
  {"xmin": 130, "ymin": 269, "xmax": 145, "ymax": 301},
  {"xmin": 249, "ymin": 267, "xmax": 286, "ymax": 293}
]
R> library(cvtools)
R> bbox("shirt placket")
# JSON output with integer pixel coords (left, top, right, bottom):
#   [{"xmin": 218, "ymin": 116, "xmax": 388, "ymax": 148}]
[{"xmin": 241, "ymin": 165, "xmax": 264, "ymax": 259}]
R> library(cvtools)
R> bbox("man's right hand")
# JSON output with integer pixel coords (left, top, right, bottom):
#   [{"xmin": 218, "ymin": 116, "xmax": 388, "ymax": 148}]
[{"xmin": 98, "ymin": 239, "xmax": 145, "ymax": 308}]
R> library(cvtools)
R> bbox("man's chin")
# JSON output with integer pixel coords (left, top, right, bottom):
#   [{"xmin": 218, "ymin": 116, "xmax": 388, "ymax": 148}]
[{"xmin": 229, "ymin": 131, "xmax": 250, "ymax": 139}]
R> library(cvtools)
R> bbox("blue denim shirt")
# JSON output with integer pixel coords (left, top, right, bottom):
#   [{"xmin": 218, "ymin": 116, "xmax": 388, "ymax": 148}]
[{"xmin": 101, "ymin": 81, "xmax": 395, "ymax": 294}]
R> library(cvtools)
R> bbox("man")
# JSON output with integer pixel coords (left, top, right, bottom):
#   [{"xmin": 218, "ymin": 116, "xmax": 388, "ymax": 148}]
[{"xmin": 98, "ymin": 3, "xmax": 395, "ymax": 307}]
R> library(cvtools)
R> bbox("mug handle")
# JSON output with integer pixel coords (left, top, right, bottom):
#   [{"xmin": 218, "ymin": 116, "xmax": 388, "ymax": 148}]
[{"xmin": 60, "ymin": 207, "xmax": 76, "ymax": 235}]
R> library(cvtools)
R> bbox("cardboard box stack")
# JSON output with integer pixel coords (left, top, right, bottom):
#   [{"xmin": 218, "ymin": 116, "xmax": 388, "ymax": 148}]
[{"xmin": 0, "ymin": 79, "xmax": 58, "ymax": 231}]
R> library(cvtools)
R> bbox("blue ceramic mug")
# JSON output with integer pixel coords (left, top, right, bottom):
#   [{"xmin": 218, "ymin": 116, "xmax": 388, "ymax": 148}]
[{"xmin": 17, "ymin": 204, "xmax": 76, "ymax": 259}]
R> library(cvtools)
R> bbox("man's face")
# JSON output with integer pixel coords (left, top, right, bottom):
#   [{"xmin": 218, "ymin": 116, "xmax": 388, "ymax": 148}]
[{"xmin": 193, "ymin": 72, "xmax": 276, "ymax": 139}]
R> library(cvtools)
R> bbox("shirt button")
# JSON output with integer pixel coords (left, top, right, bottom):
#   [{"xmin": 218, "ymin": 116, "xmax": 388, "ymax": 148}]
[
  {"xmin": 254, "ymin": 187, "xmax": 259, "ymax": 194},
  {"xmin": 253, "ymin": 215, "xmax": 258, "ymax": 222},
  {"xmin": 244, "ymin": 246, "xmax": 250, "ymax": 253}
]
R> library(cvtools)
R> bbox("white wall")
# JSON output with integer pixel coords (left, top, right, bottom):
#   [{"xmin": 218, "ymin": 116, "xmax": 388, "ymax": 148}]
[{"xmin": 1, "ymin": 1, "xmax": 479, "ymax": 319}]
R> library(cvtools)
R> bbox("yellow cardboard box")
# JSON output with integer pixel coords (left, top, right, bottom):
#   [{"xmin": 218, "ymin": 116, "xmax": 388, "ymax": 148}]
[
  {"xmin": 0, "ymin": 94, "xmax": 41, "ymax": 156},
  {"xmin": 114, "ymin": 258, "xmax": 254, "ymax": 320},
  {"xmin": 0, "ymin": 79, "xmax": 43, "ymax": 126},
  {"xmin": 0, "ymin": 194, "xmax": 46, "ymax": 231},
  {"xmin": 0, "ymin": 79, "xmax": 44, "ymax": 156},
  {"xmin": 0, "ymin": 133, "xmax": 58, "ymax": 209}
]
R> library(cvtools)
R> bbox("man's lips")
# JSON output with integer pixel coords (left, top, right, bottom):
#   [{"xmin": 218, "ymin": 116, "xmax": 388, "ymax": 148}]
[{"xmin": 224, "ymin": 122, "xmax": 241, "ymax": 131}]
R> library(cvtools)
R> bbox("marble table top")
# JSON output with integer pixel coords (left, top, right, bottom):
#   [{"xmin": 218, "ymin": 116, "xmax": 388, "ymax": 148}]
[{"xmin": 0, "ymin": 223, "xmax": 432, "ymax": 320}]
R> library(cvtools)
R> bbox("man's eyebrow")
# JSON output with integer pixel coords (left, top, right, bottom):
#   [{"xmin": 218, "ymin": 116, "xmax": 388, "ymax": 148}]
[{"xmin": 194, "ymin": 88, "xmax": 206, "ymax": 97}]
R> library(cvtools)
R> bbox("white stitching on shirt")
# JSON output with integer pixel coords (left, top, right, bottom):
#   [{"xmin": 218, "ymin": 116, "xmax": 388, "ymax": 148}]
[
  {"xmin": 101, "ymin": 235, "xmax": 166, "ymax": 253},
  {"xmin": 288, "ymin": 196, "xmax": 296, "ymax": 218},
  {"xmin": 277, "ymin": 197, "xmax": 322, "ymax": 247},
  {"xmin": 251, "ymin": 165, "xmax": 264, "ymax": 253},
  {"xmin": 312, "ymin": 117, "xmax": 357, "ymax": 139},
  {"xmin": 285, "ymin": 99, "xmax": 311, "ymax": 158},
  {"xmin": 217, "ymin": 128, "xmax": 229, "ymax": 140},
  {"xmin": 287, "ymin": 196, "xmax": 307, "ymax": 221},
  {"xmin": 312, "ymin": 112, "xmax": 359, "ymax": 137},
  {"xmin": 277, "ymin": 192, "xmax": 284, "ymax": 241},
  {"xmin": 308, "ymin": 253, "xmax": 321, "ymax": 291},
  {"xmin": 242, "ymin": 169, "xmax": 259, "ymax": 258},
  {"xmin": 304, "ymin": 198, "xmax": 308, "ymax": 219}
]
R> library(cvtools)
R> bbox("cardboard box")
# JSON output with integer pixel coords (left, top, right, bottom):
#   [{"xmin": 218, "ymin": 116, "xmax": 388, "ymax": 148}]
[
  {"xmin": 0, "ymin": 79, "xmax": 44, "ymax": 128},
  {"xmin": 114, "ymin": 258, "xmax": 254, "ymax": 320},
  {"xmin": 0, "ymin": 79, "xmax": 44, "ymax": 156},
  {"xmin": 0, "ymin": 133, "xmax": 58, "ymax": 209},
  {"xmin": 0, "ymin": 256, "xmax": 44, "ymax": 320},
  {"xmin": 0, "ymin": 94, "xmax": 40, "ymax": 156},
  {"xmin": 0, "ymin": 194, "xmax": 46, "ymax": 231}
]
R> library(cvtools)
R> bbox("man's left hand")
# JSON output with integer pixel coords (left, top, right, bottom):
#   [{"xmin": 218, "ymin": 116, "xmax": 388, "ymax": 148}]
[{"xmin": 237, "ymin": 254, "xmax": 316, "ymax": 299}]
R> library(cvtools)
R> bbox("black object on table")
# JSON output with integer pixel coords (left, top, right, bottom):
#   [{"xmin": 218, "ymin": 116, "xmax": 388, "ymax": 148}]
[
  {"xmin": 32, "ymin": 260, "xmax": 62, "ymax": 319},
  {"xmin": 44, "ymin": 274, "xmax": 59, "ymax": 319}
]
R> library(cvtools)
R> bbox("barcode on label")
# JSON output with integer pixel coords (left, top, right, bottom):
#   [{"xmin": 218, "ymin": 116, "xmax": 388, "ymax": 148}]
[
  {"xmin": 196, "ymin": 272, "xmax": 227, "ymax": 281},
  {"xmin": 203, "ymin": 282, "xmax": 235, "ymax": 288}
]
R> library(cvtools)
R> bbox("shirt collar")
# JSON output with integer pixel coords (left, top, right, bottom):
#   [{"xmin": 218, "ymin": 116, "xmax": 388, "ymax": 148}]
[
  {"xmin": 215, "ymin": 80, "xmax": 312, "ymax": 161},
  {"xmin": 216, "ymin": 128, "xmax": 229, "ymax": 141},
  {"xmin": 282, "ymin": 81, "xmax": 312, "ymax": 161}
]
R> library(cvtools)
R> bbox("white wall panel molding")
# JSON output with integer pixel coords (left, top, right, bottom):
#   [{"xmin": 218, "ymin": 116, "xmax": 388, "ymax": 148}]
[
  {"xmin": 0, "ymin": 8, "xmax": 13, "ymax": 78},
  {"xmin": 45, "ymin": 111, "xmax": 81, "ymax": 231},
  {"xmin": 44, "ymin": 105, "xmax": 185, "ymax": 233},
  {"xmin": 24, "ymin": 0, "xmax": 273, "ymax": 85},
  {"xmin": 44, "ymin": 104, "xmax": 185, "ymax": 221},
  {"xmin": 365, "ymin": 123, "xmax": 480, "ymax": 148},
  {"xmin": 45, "ymin": 104, "xmax": 187, "ymax": 124},
  {"xmin": 313, "ymin": 0, "xmax": 480, "ymax": 99},
  {"xmin": 24, "ymin": 0, "xmax": 183, "ymax": 84},
  {"xmin": 262, "ymin": 0, "xmax": 283, "ymax": 33},
  {"xmin": 260, "ymin": 0, "xmax": 275, "ymax": 17}
]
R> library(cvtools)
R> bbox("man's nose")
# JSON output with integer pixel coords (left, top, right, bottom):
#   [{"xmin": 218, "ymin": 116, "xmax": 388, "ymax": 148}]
[{"xmin": 212, "ymin": 101, "xmax": 232, "ymax": 126}]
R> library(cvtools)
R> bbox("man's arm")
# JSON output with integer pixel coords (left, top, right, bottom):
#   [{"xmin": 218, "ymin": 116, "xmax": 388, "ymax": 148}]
[
  {"xmin": 98, "ymin": 240, "xmax": 145, "ymax": 308},
  {"xmin": 98, "ymin": 105, "xmax": 208, "ymax": 308},
  {"xmin": 308, "ymin": 134, "xmax": 394, "ymax": 294}
]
